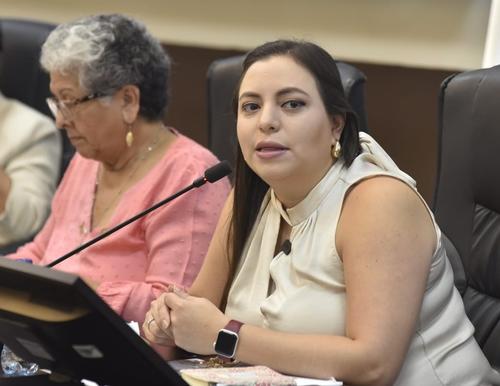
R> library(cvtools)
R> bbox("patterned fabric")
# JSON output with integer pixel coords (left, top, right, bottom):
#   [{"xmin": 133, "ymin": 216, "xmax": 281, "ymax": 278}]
[{"xmin": 9, "ymin": 131, "xmax": 230, "ymax": 324}]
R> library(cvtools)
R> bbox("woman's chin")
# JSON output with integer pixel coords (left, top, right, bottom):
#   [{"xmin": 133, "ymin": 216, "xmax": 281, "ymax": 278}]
[
  {"xmin": 73, "ymin": 144, "xmax": 96, "ymax": 160},
  {"xmin": 257, "ymin": 168, "xmax": 293, "ymax": 187}
]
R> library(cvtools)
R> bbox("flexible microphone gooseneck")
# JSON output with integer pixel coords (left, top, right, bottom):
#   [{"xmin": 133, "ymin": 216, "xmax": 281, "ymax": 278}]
[{"xmin": 46, "ymin": 161, "xmax": 232, "ymax": 268}]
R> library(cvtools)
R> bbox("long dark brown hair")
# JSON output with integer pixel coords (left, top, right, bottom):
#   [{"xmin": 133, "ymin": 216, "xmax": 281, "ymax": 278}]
[{"xmin": 222, "ymin": 39, "xmax": 361, "ymax": 307}]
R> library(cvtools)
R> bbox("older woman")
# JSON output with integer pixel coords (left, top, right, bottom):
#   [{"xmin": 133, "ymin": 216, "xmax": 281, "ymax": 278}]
[
  {"xmin": 145, "ymin": 40, "xmax": 498, "ymax": 385},
  {"xmin": 8, "ymin": 14, "xmax": 230, "ymax": 325}
]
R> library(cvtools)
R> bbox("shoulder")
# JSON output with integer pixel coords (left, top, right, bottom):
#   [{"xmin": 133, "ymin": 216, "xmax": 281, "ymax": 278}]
[
  {"xmin": 161, "ymin": 131, "xmax": 224, "ymax": 177},
  {"xmin": 340, "ymin": 176, "xmax": 428, "ymax": 226},
  {"xmin": 0, "ymin": 98, "xmax": 57, "ymax": 145},
  {"xmin": 170, "ymin": 130, "xmax": 214, "ymax": 154},
  {"xmin": 337, "ymin": 176, "xmax": 435, "ymax": 257},
  {"xmin": 5, "ymin": 98, "xmax": 55, "ymax": 132},
  {"xmin": 344, "ymin": 175, "xmax": 421, "ymax": 211},
  {"xmin": 144, "ymin": 131, "xmax": 230, "ymax": 197},
  {"xmin": 172, "ymin": 130, "xmax": 218, "ymax": 157}
]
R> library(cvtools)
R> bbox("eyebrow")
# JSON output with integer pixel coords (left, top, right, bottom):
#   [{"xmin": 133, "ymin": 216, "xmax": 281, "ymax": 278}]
[
  {"xmin": 239, "ymin": 87, "xmax": 310, "ymax": 101},
  {"xmin": 49, "ymin": 85, "xmax": 75, "ymax": 97}
]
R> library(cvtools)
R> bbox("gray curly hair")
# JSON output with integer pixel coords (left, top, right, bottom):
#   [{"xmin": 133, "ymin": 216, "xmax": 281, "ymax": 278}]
[{"xmin": 41, "ymin": 14, "xmax": 171, "ymax": 120}]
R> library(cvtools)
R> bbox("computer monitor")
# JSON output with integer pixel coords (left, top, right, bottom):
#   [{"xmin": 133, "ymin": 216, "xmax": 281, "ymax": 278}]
[{"xmin": 0, "ymin": 257, "xmax": 187, "ymax": 386}]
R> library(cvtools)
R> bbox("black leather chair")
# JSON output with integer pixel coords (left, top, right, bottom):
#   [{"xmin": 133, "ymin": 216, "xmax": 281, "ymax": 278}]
[
  {"xmin": 0, "ymin": 19, "xmax": 54, "ymax": 116},
  {"xmin": 206, "ymin": 54, "xmax": 368, "ymax": 169},
  {"xmin": 433, "ymin": 65, "xmax": 500, "ymax": 371},
  {"xmin": 0, "ymin": 18, "xmax": 74, "ymax": 178}
]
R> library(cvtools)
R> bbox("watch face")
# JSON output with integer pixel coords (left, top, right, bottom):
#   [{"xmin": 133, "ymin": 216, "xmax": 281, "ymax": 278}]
[{"xmin": 214, "ymin": 329, "xmax": 239, "ymax": 358}]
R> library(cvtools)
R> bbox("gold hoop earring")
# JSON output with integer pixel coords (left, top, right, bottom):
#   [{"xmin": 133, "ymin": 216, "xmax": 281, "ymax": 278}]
[
  {"xmin": 332, "ymin": 141, "xmax": 342, "ymax": 160},
  {"xmin": 125, "ymin": 124, "xmax": 134, "ymax": 147}
]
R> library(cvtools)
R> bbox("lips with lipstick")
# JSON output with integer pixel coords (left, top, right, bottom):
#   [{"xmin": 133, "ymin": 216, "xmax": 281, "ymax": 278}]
[{"xmin": 255, "ymin": 141, "xmax": 289, "ymax": 159}]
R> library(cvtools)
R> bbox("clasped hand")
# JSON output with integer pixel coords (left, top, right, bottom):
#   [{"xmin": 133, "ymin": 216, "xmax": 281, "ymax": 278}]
[{"xmin": 143, "ymin": 287, "xmax": 229, "ymax": 355}]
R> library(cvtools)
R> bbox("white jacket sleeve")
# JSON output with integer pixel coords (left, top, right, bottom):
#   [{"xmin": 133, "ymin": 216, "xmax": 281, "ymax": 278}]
[{"xmin": 0, "ymin": 97, "xmax": 61, "ymax": 245}]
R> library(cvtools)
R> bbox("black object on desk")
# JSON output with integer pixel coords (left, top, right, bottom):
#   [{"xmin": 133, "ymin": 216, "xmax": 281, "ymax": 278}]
[{"xmin": 0, "ymin": 257, "xmax": 188, "ymax": 386}]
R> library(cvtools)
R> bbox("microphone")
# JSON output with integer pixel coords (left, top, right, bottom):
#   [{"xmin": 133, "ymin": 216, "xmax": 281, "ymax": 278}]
[
  {"xmin": 281, "ymin": 239, "xmax": 292, "ymax": 255},
  {"xmin": 46, "ymin": 161, "xmax": 232, "ymax": 268}
]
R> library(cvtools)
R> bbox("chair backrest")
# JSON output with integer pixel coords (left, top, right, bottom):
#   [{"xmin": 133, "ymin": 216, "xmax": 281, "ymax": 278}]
[
  {"xmin": 0, "ymin": 19, "xmax": 54, "ymax": 115},
  {"xmin": 0, "ymin": 18, "xmax": 74, "ymax": 177},
  {"xmin": 206, "ymin": 54, "xmax": 368, "ymax": 168},
  {"xmin": 433, "ymin": 65, "xmax": 500, "ymax": 370}
]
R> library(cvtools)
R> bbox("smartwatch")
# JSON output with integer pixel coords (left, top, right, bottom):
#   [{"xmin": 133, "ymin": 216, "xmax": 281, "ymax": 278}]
[{"xmin": 213, "ymin": 319, "xmax": 243, "ymax": 359}]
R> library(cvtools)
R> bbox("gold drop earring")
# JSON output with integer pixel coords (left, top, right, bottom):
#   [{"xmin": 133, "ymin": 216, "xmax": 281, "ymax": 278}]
[
  {"xmin": 331, "ymin": 141, "xmax": 342, "ymax": 160},
  {"xmin": 125, "ymin": 123, "xmax": 134, "ymax": 147}
]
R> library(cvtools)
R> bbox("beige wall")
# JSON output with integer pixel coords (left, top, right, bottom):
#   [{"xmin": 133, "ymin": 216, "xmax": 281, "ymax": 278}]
[
  {"xmin": 0, "ymin": 1, "xmax": 493, "ymax": 202},
  {"xmin": 0, "ymin": 0, "xmax": 492, "ymax": 70}
]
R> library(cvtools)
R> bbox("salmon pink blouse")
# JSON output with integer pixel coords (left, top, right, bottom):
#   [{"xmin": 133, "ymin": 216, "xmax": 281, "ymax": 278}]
[{"xmin": 9, "ymin": 131, "xmax": 230, "ymax": 324}]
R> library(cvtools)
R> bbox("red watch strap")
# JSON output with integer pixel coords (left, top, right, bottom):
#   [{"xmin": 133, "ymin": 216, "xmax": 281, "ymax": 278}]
[
  {"xmin": 225, "ymin": 319, "xmax": 243, "ymax": 333},
  {"xmin": 216, "ymin": 319, "xmax": 243, "ymax": 362}
]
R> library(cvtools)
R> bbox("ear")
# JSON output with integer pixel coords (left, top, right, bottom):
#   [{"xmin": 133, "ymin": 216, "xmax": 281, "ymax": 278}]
[
  {"xmin": 119, "ymin": 85, "xmax": 141, "ymax": 123},
  {"xmin": 330, "ymin": 114, "xmax": 345, "ymax": 144}
]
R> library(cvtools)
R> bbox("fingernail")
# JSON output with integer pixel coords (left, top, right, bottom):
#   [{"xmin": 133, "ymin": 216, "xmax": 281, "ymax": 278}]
[{"xmin": 172, "ymin": 285, "xmax": 181, "ymax": 293}]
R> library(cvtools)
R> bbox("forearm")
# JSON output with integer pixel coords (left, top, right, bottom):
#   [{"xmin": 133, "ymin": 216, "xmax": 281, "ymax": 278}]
[
  {"xmin": 150, "ymin": 292, "xmax": 396, "ymax": 384},
  {"xmin": 97, "ymin": 280, "xmax": 170, "ymax": 323},
  {"xmin": 0, "ymin": 168, "xmax": 11, "ymax": 213},
  {"xmin": 6, "ymin": 214, "xmax": 56, "ymax": 263},
  {"xmin": 235, "ymin": 325, "xmax": 391, "ymax": 386}
]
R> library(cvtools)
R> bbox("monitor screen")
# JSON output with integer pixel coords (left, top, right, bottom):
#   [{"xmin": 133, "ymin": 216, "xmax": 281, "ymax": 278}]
[{"xmin": 0, "ymin": 257, "xmax": 187, "ymax": 386}]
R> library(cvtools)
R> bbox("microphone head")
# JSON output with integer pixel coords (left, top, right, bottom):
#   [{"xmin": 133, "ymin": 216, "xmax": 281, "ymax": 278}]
[{"xmin": 204, "ymin": 160, "xmax": 232, "ymax": 183}]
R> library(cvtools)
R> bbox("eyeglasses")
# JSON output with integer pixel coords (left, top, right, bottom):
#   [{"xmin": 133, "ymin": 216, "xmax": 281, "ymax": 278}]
[{"xmin": 46, "ymin": 92, "xmax": 107, "ymax": 120}]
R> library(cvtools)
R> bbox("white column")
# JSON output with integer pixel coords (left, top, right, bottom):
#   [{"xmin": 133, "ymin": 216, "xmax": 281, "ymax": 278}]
[{"xmin": 483, "ymin": 0, "xmax": 500, "ymax": 67}]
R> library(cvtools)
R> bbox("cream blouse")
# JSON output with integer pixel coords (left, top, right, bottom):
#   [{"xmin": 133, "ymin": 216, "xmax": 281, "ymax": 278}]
[{"xmin": 225, "ymin": 133, "xmax": 494, "ymax": 385}]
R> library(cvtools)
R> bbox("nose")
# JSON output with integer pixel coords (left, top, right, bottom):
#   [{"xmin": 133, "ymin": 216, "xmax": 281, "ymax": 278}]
[
  {"xmin": 259, "ymin": 105, "xmax": 280, "ymax": 133},
  {"xmin": 54, "ymin": 110, "xmax": 71, "ymax": 130}
]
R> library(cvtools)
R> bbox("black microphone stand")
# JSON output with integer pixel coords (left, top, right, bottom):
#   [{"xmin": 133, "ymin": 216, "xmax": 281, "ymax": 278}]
[{"xmin": 46, "ymin": 161, "xmax": 231, "ymax": 268}]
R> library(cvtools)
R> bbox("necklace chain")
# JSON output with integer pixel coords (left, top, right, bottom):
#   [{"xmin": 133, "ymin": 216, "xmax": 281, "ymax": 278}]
[{"xmin": 80, "ymin": 129, "xmax": 164, "ymax": 236}]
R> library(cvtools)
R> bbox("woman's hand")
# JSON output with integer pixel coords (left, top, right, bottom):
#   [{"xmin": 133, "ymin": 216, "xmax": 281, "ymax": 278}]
[
  {"xmin": 162, "ymin": 289, "xmax": 229, "ymax": 355},
  {"xmin": 143, "ymin": 291, "xmax": 175, "ymax": 346}
]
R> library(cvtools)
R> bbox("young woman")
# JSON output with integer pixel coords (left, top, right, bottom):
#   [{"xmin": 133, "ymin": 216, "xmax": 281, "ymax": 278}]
[{"xmin": 144, "ymin": 40, "xmax": 496, "ymax": 385}]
